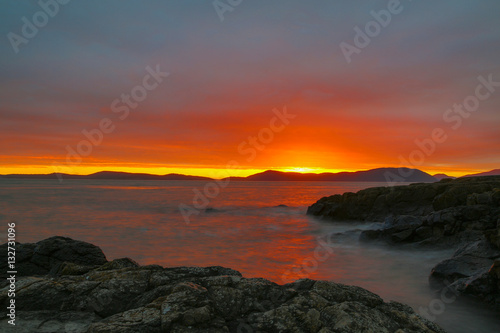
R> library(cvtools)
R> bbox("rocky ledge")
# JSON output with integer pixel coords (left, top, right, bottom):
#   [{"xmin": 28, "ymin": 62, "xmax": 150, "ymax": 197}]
[
  {"xmin": 307, "ymin": 176, "xmax": 500, "ymax": 311},
  {"xmin": 0, "ymin": 236, "xmax": 445, "ymax": 333}
]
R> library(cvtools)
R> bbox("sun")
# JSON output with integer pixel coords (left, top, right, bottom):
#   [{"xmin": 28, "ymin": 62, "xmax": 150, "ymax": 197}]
[{"xmin": 281, "ymin": 167, "xmax": 318, "ymax": 173}]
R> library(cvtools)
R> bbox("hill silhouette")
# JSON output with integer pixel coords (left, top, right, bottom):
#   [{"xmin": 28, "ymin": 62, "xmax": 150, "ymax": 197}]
[
  {"xmin": 1, "ymin": 167, "xmax": 438, "ymax": 182},
  {"xmin": 463, "ymin": 169, "xmax": 500, "ymax": 177},
  {"xmin": 241, "ymin": 168, "xmax": 436, "ymax": 182},
  {"xmin": 0, "ymin": 171, "xmax": 212, "ymax": 181}
]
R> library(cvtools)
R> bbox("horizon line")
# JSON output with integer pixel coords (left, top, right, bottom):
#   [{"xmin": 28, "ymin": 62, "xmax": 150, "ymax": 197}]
[{"xmin": 0, "ymin": 166, "xmax": 494, "ymax": 179}]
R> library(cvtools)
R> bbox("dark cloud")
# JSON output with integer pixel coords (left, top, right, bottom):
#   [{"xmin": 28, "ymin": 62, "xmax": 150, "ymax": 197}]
[{"xmin": 1, "ymin": 0, "xmax": 499, "ymax": 174}]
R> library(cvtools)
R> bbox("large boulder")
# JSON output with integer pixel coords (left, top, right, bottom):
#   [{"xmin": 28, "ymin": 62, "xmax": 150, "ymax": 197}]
[
  {"xmin": 429, "ymin": 239, "xmax": 500, "ymax": 309},
  {"xmin": 0, "ymin": 236, "xmax": 108, "ymax": 278},
  {"xmin": 360, "ymin": 215, "xmax": 424, "ymax": 243}
]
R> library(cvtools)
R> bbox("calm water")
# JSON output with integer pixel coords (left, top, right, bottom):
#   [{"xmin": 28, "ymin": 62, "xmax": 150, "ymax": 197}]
[{"xmin": 0, "ymin": 179, "xmax": 499, "ymax": 333}]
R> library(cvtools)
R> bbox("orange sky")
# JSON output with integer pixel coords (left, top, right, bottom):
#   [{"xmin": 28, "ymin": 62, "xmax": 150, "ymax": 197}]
[{"xmin": 1, "ymin": 1, "xmax": 499, "ymax": 178}]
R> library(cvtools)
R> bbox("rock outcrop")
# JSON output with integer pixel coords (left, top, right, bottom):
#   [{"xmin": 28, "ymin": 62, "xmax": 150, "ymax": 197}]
[
  {"xmin": 307, "ymin": 175, "xmax": 500, "ymax": 311},
  {"xmin": 308, "ymin": 176, "xmax": 499, "ymax": 232},
  {"xmin": 429, "ymin": 239, "xmax": 500, "ymax": 310},
  {"xmin": 0, "ymin": 237, "xmax": 446, "ymax": 333},
  {"xmin": 0, "ymin": 236, "xmax": 108, "ymax": 278}
]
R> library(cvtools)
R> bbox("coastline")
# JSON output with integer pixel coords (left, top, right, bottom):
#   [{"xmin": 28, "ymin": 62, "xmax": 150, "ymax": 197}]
[
  {"xmin": 307, "ymin": 175, "xmax": 500, "ymax": 312},
  {"xmin": 1, "ymin": 236, "xmax": 445, "ymax": 333}
]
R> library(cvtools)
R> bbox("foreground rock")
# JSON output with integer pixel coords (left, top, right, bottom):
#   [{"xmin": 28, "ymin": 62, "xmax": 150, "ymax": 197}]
[
  {"xmin": 0, "ymin": 237, "xmax": 446, "ymax": 333},
  {"xmin": 429, "ymin": 239, "xmax": 500, "ymax": 310},
  {"xmin": 0, "ymin": 236, "xmax": 107, "ymax": 278},
  {"xmin": 307, "ymin": 175, "xmax": 500, "ymax": 311}
]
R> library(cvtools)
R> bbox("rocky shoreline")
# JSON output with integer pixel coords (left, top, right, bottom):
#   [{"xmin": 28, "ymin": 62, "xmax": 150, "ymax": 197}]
[
  {"xmin": 307, "ymin": 176, "xmax": 500, "ymax": 311},
  {"xmin": 0, "ymin": 237, "xmax": 446, "ymax": 333}
]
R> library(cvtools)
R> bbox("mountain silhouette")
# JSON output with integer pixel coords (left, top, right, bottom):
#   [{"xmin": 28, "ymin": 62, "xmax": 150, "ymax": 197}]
[
  {"xmin": 462, "ymin": 169, "xmax": 500, "ymax": 178},
  {"xmin": 1, "ymin": 167, "xmax": 437, "ymax": 182},
  {"xmin": 241, "ymin": 168, "xmax": 436, "ymax": 182}
]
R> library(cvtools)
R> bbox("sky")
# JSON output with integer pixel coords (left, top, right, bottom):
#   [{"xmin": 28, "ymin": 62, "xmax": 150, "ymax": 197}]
[{"xmin": 1, "ymin": 0, "xmax": 499, "ymax": 178}]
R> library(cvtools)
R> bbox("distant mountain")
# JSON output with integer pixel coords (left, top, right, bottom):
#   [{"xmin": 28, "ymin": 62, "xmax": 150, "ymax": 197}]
[
  {"xmin": 86, "ymin": 171, "xmax": 211, "ymax": 181},
  {"xmin": 241, "ymin": 167, "xmax": 436, "ymax": 182},
  {"xmin": 161, "ymin": 173, "xmax": 213, "ymax": 181},
  {"xmin": 433, "ymin": 173, "xmax": 455, "ymax": 181},
  {"xmin": 86, "ymin": 171, "xmax": 161, "ymax": 180},
  {"xmin": 463, "ymin": 169, "xmax": 500, "ymax": 178},
  {"xmin": 0, "ymin": 167, "xmax": 437, "ymax": 182},
  {"xmin": 0, "ymin": 171, "xmax": 212, "ymax": 181},
  {"xmin": 0, "ymin": 173, "xmax": 79, "ymax": 179}
]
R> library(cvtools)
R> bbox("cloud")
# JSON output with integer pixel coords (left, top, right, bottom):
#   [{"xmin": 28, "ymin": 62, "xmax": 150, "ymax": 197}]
[{"xmin": 1, "ymin": 0, "xmax": 499, "ymax": 174}]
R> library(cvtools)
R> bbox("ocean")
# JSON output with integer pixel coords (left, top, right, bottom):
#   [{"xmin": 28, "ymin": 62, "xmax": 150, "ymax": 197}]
[{"xmin": 0, "ymin": 179, "xmax": 499, "ymax": 333}]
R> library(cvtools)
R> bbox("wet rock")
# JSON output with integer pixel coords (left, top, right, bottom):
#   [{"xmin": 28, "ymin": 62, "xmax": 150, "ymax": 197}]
[
  {"xmin": 7, "ymin": 310, "xmax": 101, "ymax": 333},
  {"xmin": 391, "ymin": 229, "xmax": 415, "ymax": 242},
  {"xmin": 485, "ymin": 219, "xmax": 500, "ymax": 249},
  {"xmin": 453, "ymin": 259, "xmax": 500, "ymax": 310},
  {"xmin": 360, "ymin": 215, "xmax": 423, "ymax": 244},
  {"xmin": 87, "ymin": 306, "xmax": 161, "ymax": 333},
  {"xmin": 0, "ymin": 236, "xmax": 108, "ymax": 278},
  {"xmin": 204, "ymin": 207, "xmax": 221, "ymax": 213},
  {"xmin": 430, "ymin": 255, "xmax": 493, "ymax": 283},
  {"xmin": 359, "ymin": 229, "xmax": 384, "ymax": 242},
  {"xmin": 94, "ymin": 257, "xmax": 140, "ymax": 271},
  {"xmin": 453, "ymin": 239, "xmax": 500, "ymax": 259},
  {"xmin": 415, "ymin": 226, "xmax": 433, "ymax": 240},
  {"xmin": 50, "ymin": 261, "xmax": 99, "ymax": 276},
  {"xmin": 430, "ymin": 239, "xmax": 500, "ymax": 282},
  {"xmin": 429, "ymin": 239, "xmax": 500, "ymax": 309},
  {"xmin": 385, "ymin": 215, "xmax": 423, "ymax": 231}
]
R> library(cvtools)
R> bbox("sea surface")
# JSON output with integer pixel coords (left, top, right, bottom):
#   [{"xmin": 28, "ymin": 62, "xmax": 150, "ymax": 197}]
[{"xmin": 1, "ymin": 179, "xmax": 499, "ymax": 333}]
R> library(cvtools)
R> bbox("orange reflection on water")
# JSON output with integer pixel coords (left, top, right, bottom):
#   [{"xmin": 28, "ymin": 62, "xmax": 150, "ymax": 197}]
[
  {"xmin": 134, "ymin": 210, "xmax": 320, "ymax": 284},
  {"xmin": 87, "ymin": 185, "xmax": 163, "ymax": 190},
  {"xmin": 2, "ymin": 179, "xmax": 391, "ymax": 284}
]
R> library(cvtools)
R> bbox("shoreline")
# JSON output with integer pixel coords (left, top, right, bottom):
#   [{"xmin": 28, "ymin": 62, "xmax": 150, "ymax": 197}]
[
  {"xmin": 307, "ymin": 175, "xmax": 500, "ymax": 312},
  {"xmin": 1, "ymin": 236, "xmax": 446, "ymax": 333}
]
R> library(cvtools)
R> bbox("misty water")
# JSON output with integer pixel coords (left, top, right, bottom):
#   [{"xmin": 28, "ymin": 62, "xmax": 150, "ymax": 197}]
[{"xmin": 1, "ymin": 179, "xmax": 499, "ymax": 333}]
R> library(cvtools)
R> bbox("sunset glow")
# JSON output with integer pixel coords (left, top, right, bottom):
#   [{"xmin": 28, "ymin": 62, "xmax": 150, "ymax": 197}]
[{"xmin": 1, "ymin": 1, "xmax": 499, "ymax": 178}]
